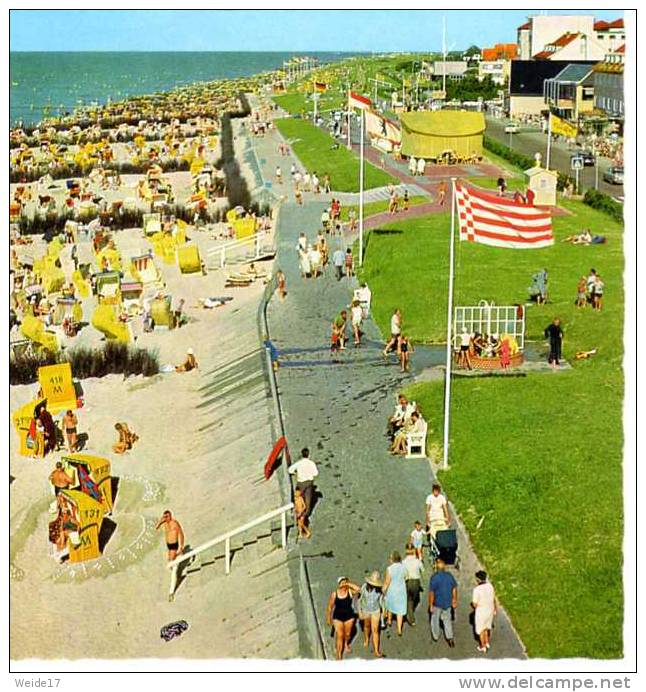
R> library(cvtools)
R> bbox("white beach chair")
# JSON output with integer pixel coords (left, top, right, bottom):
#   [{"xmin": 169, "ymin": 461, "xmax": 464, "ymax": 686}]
[{"xmin": 406, "ymin": 419, "xmax": 428, "ymax": 459}]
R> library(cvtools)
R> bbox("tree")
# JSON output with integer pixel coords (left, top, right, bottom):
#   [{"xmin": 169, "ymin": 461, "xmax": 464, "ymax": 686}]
[{"xmin": 463, "ymin": 45, "xmax": 481, "ymax": 57}]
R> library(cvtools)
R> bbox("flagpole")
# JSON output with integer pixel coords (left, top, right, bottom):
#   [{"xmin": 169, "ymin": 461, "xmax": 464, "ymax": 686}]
[
  {"xmin": 359, "ymin": 111, "xmax": 365, "ymax": 266},
  {"xmin": 347, "ymin": 89, "xmax": 352, "ymax": 151},
  {"xmin": 442, "ymin": 177, "xmax": 457, "ymax": 471},
  {"xmin": 546, "ymin": 112, "xmax": 552, "ymax": 170}
]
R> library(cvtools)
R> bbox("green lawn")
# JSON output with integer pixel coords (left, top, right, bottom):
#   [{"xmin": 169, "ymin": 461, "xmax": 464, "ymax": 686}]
[
  {"xmin": 359, "ymin": 203, "xmax": 624, "ymax": 658},
  {"xmin": 274, "ymin": 117, "xmax": 397, "ymax": 193},
  {"xmin": 339, "ymin": 195, "xmax": 428, "ymax": 222},
  {"xmin": 273, "ymin": 91, "xmax": 344, "ymax": 116},
  {"xmin": 467, "ymin": 176, "xmax": 526, "ymax": 193}
]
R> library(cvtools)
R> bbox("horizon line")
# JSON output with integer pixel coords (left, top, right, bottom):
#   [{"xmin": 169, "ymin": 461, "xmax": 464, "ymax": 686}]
[{"xmin": 9, "ymin": 49, "xmax": 443, "ymax": 54}]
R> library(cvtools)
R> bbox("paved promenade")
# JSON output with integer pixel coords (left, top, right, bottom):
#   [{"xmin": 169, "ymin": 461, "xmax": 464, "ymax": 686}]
[{"xmin": 252, "ymin": 105, "xmax": 525, "ymax": 660}]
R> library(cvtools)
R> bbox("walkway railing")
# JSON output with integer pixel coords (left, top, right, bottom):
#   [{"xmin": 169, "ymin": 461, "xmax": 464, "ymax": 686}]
[
  {"xmin": 206, "ymin": 232, "xmax": 272, "ymax": 269},
  {"xmin": 166, "ymin": 502, "xmax": 293, "ymax": 600}
]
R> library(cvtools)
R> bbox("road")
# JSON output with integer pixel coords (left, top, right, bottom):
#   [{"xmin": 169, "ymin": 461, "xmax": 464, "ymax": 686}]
[{"xmin": 484, "ymin": 116, "xmax": 623, "ymax": 200}]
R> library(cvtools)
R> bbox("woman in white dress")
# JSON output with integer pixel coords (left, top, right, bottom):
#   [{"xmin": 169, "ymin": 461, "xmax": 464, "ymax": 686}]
[
  {"xmin": 408, "ymin": 156, "xmax": 417, "ymax": 176},
  {"xmin": 471, "ymin": 570, "xmax": 497, "ymax": 653},
  {"xmin": 299, "ymin": 247, "xmax": 312, "ymax": 278}
]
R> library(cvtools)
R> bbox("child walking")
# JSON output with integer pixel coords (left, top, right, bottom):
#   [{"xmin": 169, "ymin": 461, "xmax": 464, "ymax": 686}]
[
  {"xmin": 345, "ymin": 247, "xmax": 354, "ymax": 278},
  {"xmin": 294, "ymin": 489, "xmax": 311, "ymax": 539},
  {"xmin": 410, "ymin": 520, "xmax": 426, "ymax": 561}
]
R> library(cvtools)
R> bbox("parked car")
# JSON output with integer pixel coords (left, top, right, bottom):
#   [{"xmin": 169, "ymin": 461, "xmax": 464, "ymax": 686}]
[
  {"xmin": 603, "ymin": 166, "xmax": 624, "ymax": 185},
  {"xmin": 575, "ymin": 150, "xmax": 595, "ymax": 166},
  {"xmin": 504, "ymin": 124, "xmax": 520, "ymax": 134}
]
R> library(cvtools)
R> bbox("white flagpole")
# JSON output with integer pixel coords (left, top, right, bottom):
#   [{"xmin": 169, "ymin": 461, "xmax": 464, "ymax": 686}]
[
  {"xmin": 442, "ymin": 177, "xmax": 458, "ymax": 470},
  {"xmin": 546, "ymin": 112, "xmax": 552, "ymax": 170},
  {"xmin": 347, "ymin": 89, "xmax": 352, "ymax": 151},
  {"xmin": 359, "ymin": 111, "xmax": 365, "ymax": 266}
]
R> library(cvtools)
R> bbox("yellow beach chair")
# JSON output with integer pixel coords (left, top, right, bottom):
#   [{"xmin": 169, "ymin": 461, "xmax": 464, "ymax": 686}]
[
  {"xmin": 177, "ymin": 245, "xmax": 202, "ymax": 274},
  {"xmin": 91, "ymin": 304, "xmax": 130, "ymax": 343},
  {"xmin": 20, "ymin": 314, "xmax": 59, "ymax": 353}
]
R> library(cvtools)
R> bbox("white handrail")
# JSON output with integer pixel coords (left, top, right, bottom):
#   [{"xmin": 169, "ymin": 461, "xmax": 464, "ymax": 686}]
[
  {"xmin": 206, "ymin": 233, "xmax": 260, "ymax": 255},
  {"xmin": 206, "ymin": 233, "xmax": 271, "ymax": 268},
  {"xmin": 166, "ymin": 502, "xmax": 293, "ymax": 600}
]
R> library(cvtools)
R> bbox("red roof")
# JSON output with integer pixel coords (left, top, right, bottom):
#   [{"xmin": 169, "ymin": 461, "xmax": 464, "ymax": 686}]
[
  {"xmin": 553, "ymin": 32, "xmax": 580, "ymax": 47},
  {"xmin": 594, "ymin": 18, "xmax": 624, "ymax": 30},
  {"xmin": 518, "ymin": 21, "xmax": 531, "ymax": 30},
  {"xmin": 533, "ymin": 31, "xmax": 581, "ymax": 59},
  {"xmin": 615, "ymin": 44, "xmax": 625, "ymax": 53}
]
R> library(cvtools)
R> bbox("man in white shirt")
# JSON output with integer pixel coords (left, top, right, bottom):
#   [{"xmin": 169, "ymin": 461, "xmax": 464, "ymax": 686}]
[
  {"xmin": 332, "ymin": 248, "xmax": 345, "ymax": 281},
  {"xmin": 288, "ymin": 448, "xmax": 319, "ymax": 517},
  {"xmin": 426, "ymin": 483, "xmax": 450, "ymax": 536},
  {"xmin": 354, "ymin": 283, "xmax": 372, "ymax": 318},
  {"xmin": 383, "ymin": 308, "xmax": 402, "ymax": 356},
  {"xmin": 403, "ymin": 543, "xmax": 425, "ymax": 625}
]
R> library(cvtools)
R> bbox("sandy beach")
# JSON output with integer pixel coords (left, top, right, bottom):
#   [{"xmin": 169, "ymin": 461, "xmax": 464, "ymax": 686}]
[{"xmin": 10, "ymin": 85, "xmax": 300, "ymax": 659}]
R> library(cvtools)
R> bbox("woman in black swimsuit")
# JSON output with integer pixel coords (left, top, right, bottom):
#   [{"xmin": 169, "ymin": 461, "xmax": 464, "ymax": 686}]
[
  {"xmin": 326, "ymin": 576, "xmax": 360, "ymax": 660},
  {"xmin": 397, "ymin": 335, "xmax": 414, "ymax": 373}
]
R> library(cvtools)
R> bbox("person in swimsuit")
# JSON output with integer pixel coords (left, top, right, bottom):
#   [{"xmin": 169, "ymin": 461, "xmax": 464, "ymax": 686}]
[
  {"xmin": 344, "ymin": 248, "xmax": 354, "ymax": 278},
  {"xmin": 175, "ymin": 348, "xmax": 198, "ymax": 372},
  {"xmin": 155, "ymin": 510, "xmax": 185, "ymax": 562},
  {"xmin": 275, "ymin": 269, "xmax": 287, "ymax": 299},
  {"xmin": 294, "ymin": 488, "xmax": 311, "ymax": 539},
  {"xmin": 49, "ymin": 462, "xmax": 74, "ymax": 496},
  {"xmin": 62, "ymin": 410, "xmax": 78, "ymax": 452},
  {"xmin": 397, "ymin": 334, "xmax": 413, "ymax": 373},
  {"xmin": 326, "ymin": 576, "xmax": 360, "ymax": 660}
]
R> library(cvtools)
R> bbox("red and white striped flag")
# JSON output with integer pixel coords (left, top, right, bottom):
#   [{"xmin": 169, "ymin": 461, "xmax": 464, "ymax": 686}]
[
  {"xmin": 455, "ymin": 183, "xmax": 554, "ymax": 249},
  {"xmin": 348, "ymin": 91, "xmax": 372, "ymax": 111}
]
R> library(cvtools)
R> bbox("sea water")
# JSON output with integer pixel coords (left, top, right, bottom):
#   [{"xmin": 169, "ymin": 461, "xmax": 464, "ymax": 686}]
[{"xmin": 10, "ymin": 51, "xmax": 353, "ymax": 127}]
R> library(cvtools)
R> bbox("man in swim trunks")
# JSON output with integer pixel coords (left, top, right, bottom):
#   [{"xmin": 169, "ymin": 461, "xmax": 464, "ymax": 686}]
[
  {"xmin": 49, "ymin": 462, "xmax": 74, "ymax": 496},
  {"xmin": 62, "ymin": 409, "xmax": 78, "ymax": 452},
  {"xmin": 155, "ymin": 510, "xmax": 185, "ymax": 562}
]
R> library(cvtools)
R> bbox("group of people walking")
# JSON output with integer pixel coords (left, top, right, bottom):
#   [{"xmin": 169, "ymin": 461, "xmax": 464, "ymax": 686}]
[{"xmin": 326, "ymin": 553, "xmax": 497, "ymax": 660}]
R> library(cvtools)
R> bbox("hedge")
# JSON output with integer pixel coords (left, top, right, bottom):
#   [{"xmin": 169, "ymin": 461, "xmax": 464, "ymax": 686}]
[
  {"xmin": 16, "ymin": 204, "xmax": 227, "ymax": 238},
  {"xmin": 9, "ymin": 341, "xmax": 159, "ymax": 385},
  {"xmin": 10, "ymin": 157, "xmax": 191, "ymax": 184},
  {"xmin": 483, "ymin": 136, "xmax": 574, "ymax": 192},
  {"xmin": 583, "ymin": 189, "xmax": 624, "ymax": 224}
]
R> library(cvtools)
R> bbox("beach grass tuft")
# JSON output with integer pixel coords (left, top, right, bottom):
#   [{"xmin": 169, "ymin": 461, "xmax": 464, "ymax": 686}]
[{"xmin": 10, "ymin": 342, "xmax": 160, "ymax": 385}]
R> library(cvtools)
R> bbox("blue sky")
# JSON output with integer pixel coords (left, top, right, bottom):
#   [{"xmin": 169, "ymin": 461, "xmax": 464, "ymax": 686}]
[{"xmin": 10, "ymin": 9, "xmax": 624, "ymax": 52}]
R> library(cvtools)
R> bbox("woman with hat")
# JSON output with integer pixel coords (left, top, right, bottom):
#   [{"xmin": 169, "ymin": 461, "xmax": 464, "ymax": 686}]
[
  {"xmin": 358, "ymin": 571, "xmax": 385, "ymax": 657},
  {"xmin": 326, "ymin": 576, "xmax": 360, "ymax": 660},
  {"xmin": 383, "ymin": 550, "xmax": 407, "ymax": 636},
  {"xmin": 175, "ymin": 348, "xmax": 198, "ymax": 373}
]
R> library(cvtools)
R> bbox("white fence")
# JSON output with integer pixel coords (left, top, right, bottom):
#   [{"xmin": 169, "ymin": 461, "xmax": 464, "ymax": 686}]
[
  {"xmin": 166, "ymin": 502, "xmax": 293, "ymax": 600},
  {"xmin": 206, "ymin": 233, "xmax": 272, "ymax": 269},
  {"xmin": 453, "ymin": 301, "xmax": 526, "ymax": 350}
]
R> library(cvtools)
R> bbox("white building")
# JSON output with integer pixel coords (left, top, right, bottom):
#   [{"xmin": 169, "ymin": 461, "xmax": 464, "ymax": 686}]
[
  {"xmin": 517, "ymin": 15, "xmax": 606, "ymax": 61},
  {"xmin": 533, "ymin": 31, "xmax": 605, "ymax": 62},
  {"xmin": 430, "ymin": 61, "xmax": 469, "ymax": 80},
  {"xmin": 594, "ymin": 18, "xmax": 625, "ymax": 52},
  {"xmin": 478, "ymin": 61, "xmax": 510, "ymax": 85}
]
